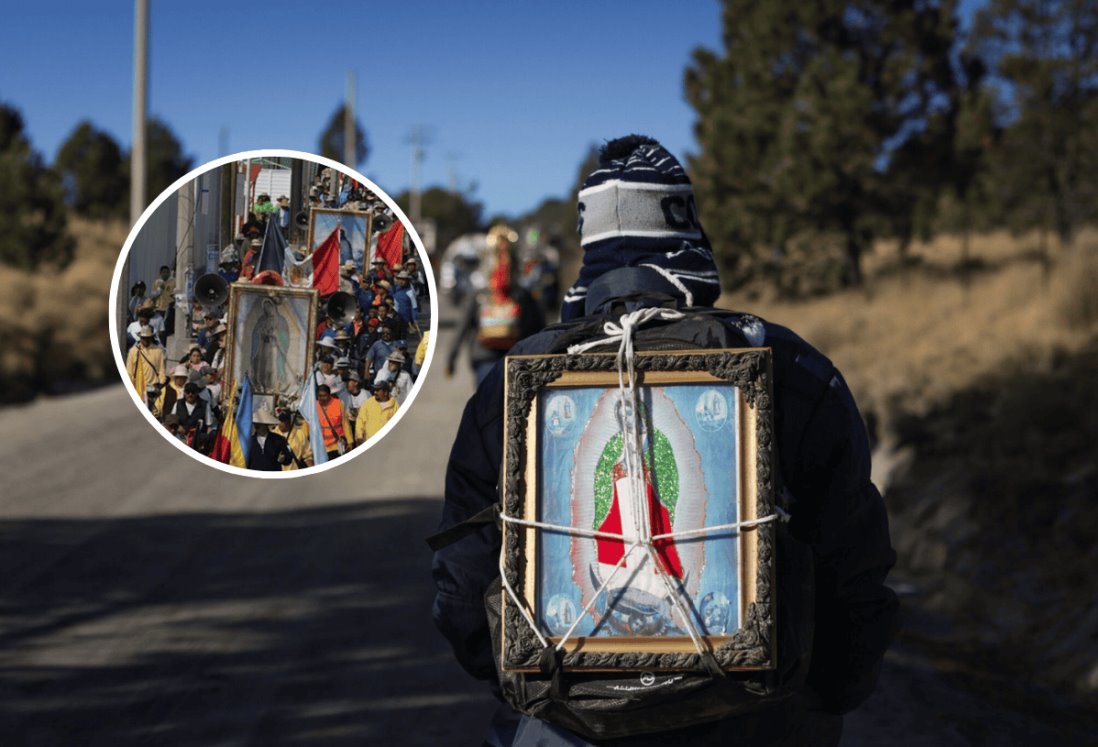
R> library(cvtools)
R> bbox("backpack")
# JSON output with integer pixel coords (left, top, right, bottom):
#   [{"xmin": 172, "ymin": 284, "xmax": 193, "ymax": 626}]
[
  {"xmin": 431, "ymin": 305, "xmax": 818, "ymax": 741},
  {"xmin": 477, "ymin": 295, "xmax": 522, "ymax": 350}
]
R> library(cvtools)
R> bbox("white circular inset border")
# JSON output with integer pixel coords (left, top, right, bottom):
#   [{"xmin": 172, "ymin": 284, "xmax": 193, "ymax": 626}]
[{"xmin": 108, "ymin": 149, "xmax": 440, "ymax": 479}]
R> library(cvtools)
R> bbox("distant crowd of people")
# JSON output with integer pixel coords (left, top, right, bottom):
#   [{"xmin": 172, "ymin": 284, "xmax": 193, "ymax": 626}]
[{"xmin": 124, "ymin": 174, "xmax": 430, "ymax": 472}]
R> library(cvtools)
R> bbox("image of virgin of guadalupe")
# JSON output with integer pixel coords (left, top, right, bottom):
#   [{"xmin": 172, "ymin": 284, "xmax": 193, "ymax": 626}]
[
  {"xmin": 249, "ymin": 297, "xmax": 293, "ymax": 393},
  {"xmin": 568, "ymin": 391, "xmax": 708, "ymax": 637},
  {"xmin": 594, "ymin": 399, "xmax": 684, "ymax": 597}
]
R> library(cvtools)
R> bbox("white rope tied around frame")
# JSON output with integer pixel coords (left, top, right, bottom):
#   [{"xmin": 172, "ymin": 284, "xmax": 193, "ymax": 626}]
[
  {"xmin": 499, "ymin": 307, "xmax": 788, "ymax": 660},
  {"xmin": 497, "ymin": 512, "xmax": 786, "ymax": 652}
]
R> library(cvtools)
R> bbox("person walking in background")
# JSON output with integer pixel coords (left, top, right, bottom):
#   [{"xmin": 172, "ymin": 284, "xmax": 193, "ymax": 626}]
[
  {"xmin": 365, "ymin": 323, "xmax": 397, "ymax": 381},
  {"xmin": 393, "ymin": 271, "xmax": 418, "ymax": 332},
  {"xmin": 150, "ymin": 264, "xmax": 175, "ymax": 345},
  {"xmin": 126, "ymin": 325, "xmax": 165, "ymax": 404},
  {"xmin": 413, "ymin": 330, "xmax": 430, "ymax": 378},
  {"xmin": 126, "ymin": 305, "xmax": 156, "ymax": 348},
  {"xmin": 172, "ymin": 382, "xmax": 213, "ymax": 454},
  {"xmin": 315, "ymin": 384, "xmax": 351, "ymax": 459},
  {"xmin": 446, "ymin": 225, "xmax": 543, "ymax": 386},
  {"xmin": 340, "ymin": 373, "xmax": 369, "ymax": 436},
  {"xmin": 155, "ymin": 364, "xmax": 189, "ymax": 421},
  {"xmin": 373, "ymin": 351, "xmax": 413, "ymax": 405},
  {"xmin": 275, "ymin": 409, "xmax": 313, "ymax": 471},
  {"xmin": 355, "ymin": 379, "xmax": 398, "ymax": 441},
  {"xmin": 127, "ymin": 281, "xmax": 147, "ymax": 323},
  {"xmin": 246, "ymin": 408, "xmax": 293, "ymax": 471}
]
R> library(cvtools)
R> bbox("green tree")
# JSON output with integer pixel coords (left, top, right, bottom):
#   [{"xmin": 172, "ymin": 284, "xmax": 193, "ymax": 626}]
[
  {"xmin": 55, "ymin": 120, "xmax": 127, "ymax": 219},
  {"xmin": 942, "ymin": 54, "xmax": 998, "ymax": 254},
  {"xmin": 0, "ymin": 103, "xmax": 74, "ymax": 269},
  {"xmin": 394, "ymin": 186, "xmax": 482, "ymax": 253},
  {"xmin": 318, "ymin": 103, "xmax": 369, "ymax": 167},
  {"xmin": 969, "ymin": 0, "xmax": 1098, "ymax": 245},
  {"xmin": 686, "ymin": 0, "xmax": 962, "ymax": 286}
]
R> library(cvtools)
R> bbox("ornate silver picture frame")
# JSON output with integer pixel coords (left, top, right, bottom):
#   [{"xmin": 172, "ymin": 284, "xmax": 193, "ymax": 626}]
[{"xmin": 500, "ymin": 348, "xmax": 777, "ymax": 672}]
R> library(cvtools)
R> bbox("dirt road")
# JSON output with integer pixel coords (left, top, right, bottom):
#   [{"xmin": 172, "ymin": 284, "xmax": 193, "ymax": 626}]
[{"xmin": 1, "ymin": 318, "xmax": 1091, "ymax": 745}]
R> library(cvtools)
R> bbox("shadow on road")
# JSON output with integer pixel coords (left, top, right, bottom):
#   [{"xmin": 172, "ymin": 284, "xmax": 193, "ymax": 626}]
[{"xmin": 0, "ymin": 499, "xmax": 496, "ymax": 746}]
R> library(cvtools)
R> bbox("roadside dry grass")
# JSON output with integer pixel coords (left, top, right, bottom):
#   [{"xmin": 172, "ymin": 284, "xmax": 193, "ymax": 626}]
[
  {"xmin": 729, "ymin": 228, "xmax": 1098, "ymax": 429},
  {"xmin": 722, "ymin": 228, "xmax": 1098, "ymax": 703},
  {"xmin": 0, "ymin": 218, "xmax": 126, "ymax": 402}
]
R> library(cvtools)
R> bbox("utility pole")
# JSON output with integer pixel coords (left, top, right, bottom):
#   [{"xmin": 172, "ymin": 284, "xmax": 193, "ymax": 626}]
[
  {"xmin": 446, "ymin": 152, "xmax": 461, "ymax": 193},
  {"xmin": 130, "ymin": 0, "xmax": 148, "ymax": 226},
  {"xmin": 344, "ymin": 69, "xmax": 357, "ymax": 167},
  {"xmin": 408, "ymin": 126, "xmax": 427, "ymax": 226},
  {"xmin": 172, "ymin": 178, "xmax": 195, "ymax": 361}
]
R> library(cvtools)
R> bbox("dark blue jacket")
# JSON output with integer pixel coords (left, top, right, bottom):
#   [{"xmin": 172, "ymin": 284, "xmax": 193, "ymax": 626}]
[
  {"xmin": 433, "ymin": 303, "xmax": 898, "ymax": 744},
  {"xmin": 393, "ymin": 285, "xmax": 417, "ymax": 323}
]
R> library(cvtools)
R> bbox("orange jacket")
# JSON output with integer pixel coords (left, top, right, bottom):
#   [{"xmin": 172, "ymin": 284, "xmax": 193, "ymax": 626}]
[{"xmin": 316, "ymin": 398, "xmax": 351, "ymax": 449}]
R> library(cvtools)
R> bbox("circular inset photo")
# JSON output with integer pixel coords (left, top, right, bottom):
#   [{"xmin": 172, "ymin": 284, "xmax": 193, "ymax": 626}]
[{"xmin": 109, "ymin": 150, "xmax": 437, "ymax": 477}]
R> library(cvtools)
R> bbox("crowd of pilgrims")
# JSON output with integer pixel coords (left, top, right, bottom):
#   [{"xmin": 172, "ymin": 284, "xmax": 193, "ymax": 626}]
[{"xmin": 124, "ymin": 185, "xmax": 429, "ymax": 471}]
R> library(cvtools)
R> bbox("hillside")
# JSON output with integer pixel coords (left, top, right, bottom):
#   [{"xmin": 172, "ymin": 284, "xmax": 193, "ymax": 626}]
[
  {"xmin": 734, "ymin": 230, "xmax": 1098, "ymax": 707},
  {"xmin": 0, "ymin": 219, "xmax": 124, "ymax": 403}
]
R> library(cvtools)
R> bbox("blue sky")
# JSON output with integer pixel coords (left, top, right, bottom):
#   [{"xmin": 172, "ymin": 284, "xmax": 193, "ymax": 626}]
[{"xmin": 2, "ymin": 0, "xmax": 984, "ymax": 218}]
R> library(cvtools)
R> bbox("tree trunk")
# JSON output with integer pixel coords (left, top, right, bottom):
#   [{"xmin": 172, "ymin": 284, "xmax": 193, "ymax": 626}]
[{"xmin": 844, "ymin": 234, "xmax": 864, "ymax": 287}]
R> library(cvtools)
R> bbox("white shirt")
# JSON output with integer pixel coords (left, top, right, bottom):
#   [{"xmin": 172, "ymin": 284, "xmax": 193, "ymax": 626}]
[
  {"xmin": 340, "ymin": 388, "xmax": 370, "ymax": 414},
  {"xmin": 375, "ymin": 368, "xmax": 414, "ymax": 405},
  {"xmin": 126, "ymin": 316, "xmax": 164, "ymax": 345},
  {"xmin": 314, "ymin": 369, "xmax": 344, "ymax": 396}
]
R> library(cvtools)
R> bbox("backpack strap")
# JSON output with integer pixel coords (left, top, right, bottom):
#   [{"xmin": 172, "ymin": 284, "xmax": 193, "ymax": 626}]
[
  {"xmin": 538, "ymin": 644, "xmax": 568, "ymax": 701},
  {"xmin": 425, "ymin": 504, "xmax": 499, "ymax": 551}
]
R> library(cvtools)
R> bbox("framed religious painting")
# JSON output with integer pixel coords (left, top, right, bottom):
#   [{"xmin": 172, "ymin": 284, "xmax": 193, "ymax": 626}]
[
  {"xmin": 499, "ymin": 348, "xmax": 777, "ymax": 672},
  {"xmin": 306, "ymin": 207, "xmax": 373, "ymax": 267},
  {"xmin": 223, "ymin": 283, "xmax": 319, "ymax": 407}
]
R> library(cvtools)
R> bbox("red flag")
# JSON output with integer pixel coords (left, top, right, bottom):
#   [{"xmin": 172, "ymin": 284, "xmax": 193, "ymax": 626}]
[
  {"xmin": 209, "ymin": 431, "xmax": 231, "ymax": 463},
  {"xmin": 375, "ymin": 222, "xmax": 405, "ymax": 269},
  {"xmin": 312, "ymin": 227, "xmax": 340, "ymax": 296}
]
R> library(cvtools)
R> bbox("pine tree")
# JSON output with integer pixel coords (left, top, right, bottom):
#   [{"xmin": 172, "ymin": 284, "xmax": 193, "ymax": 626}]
[
  {"xmin": 0, "ymin": 103, "xmax": 74, "ymax": 269},
  {"xmin": 686, "ymin": 0, "xmax": 962, "ymax": 286},
  {"xmin": 970, "ymin": 0, "xmax": 1098, "ymax": 245},
  {"xmin": 318, "ymin": 103, "xmax": 368, "ymax": 168},
  {"xmin": 55, "ymin": 121, "xmax": 128, "ymax": 219}
]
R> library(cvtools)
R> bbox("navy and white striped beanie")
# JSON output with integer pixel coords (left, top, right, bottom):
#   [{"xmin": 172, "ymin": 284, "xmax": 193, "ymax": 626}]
[{"xmin": 560, "ymin": 135, "xmax": 721, "ymax": 321}]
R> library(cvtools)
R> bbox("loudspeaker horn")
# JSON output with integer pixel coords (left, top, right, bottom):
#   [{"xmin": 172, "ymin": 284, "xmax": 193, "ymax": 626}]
[
  {"xmin": 193, "ymin": 273, "xmax": 229, "ymax": 308},
  {"xmin": 372, "ymin": 213, "xmax": 392, "ymax": 233},
  {"xmin": 326, "ymin": 291, "xmax": 357, "ymax": 326}
]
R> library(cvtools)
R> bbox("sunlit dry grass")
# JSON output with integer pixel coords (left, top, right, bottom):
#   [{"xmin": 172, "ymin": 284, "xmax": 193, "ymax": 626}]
[
  {"xmin": 0, "ymin": 218, "xmax": 127, "ymax": 401},
  {"xmin": 725, "ymin": 229, "xmax": 1098, "ymax": 426}
]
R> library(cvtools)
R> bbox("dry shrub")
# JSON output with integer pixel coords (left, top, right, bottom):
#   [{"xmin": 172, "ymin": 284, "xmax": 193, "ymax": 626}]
[
  {"xmin": 1052, "ymin": 239, "xmax": 1098, "ymax": 330},
  {"xmin": 772, "ymin": 234, "xmax": 847, "ymax": 297},
  {"xmin": 0, "ymin": 218, "xmax": 126, "ymax": 402},
  {"xmin": 723, "ymin": 227, "xmax": 1093, "ymax": 427}
]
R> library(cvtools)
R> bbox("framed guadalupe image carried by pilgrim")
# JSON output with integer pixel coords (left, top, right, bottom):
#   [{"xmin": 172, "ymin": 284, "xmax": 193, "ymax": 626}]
[
  {"xmin": 499, "ymin": 348, "xmax": 778, "ymax": 672},
  {"xmin": 223, "ymin": 283, "xmax": 319, "ymax": 405},
  {"xmin": 305, "ymin": 207, "xmax": 373, "ymax": 264}
]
